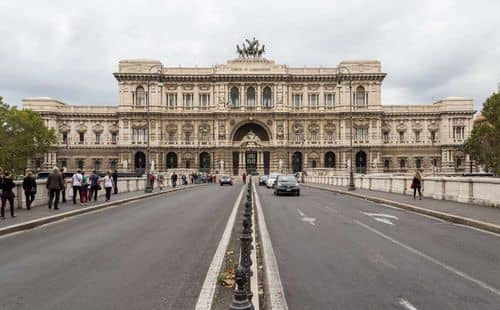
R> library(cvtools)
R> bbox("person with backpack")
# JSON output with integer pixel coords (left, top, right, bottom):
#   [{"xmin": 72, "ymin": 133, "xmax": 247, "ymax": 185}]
[
  {"xmin": 171, "ymin": 172, "xmax": 178, "ymax": 188},
  {"xmin": 1, "ymin": 172, "xmax": 16, "ymax": 219},
  {"xmin": 89, "ymin": 170, "xmax": 101, "ymax": 202},
  {"xmin": 22, "ymin": 171, "xmax": 37, "ymax": 210},
  {"xmin": 71, "ymin": 169, "xmax": 83, "ymax": 205}
]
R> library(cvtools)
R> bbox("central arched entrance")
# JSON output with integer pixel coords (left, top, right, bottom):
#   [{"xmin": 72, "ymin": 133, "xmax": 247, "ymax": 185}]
[
  {"xmin": 134, "ymin": 151, "xmax": 146, "ymax": 175},
  {"xmin": 232, "ymin": 122, "xmax": 271, "ymax": 175},
  {"xmin": 166, "ymin": 152, "xmax": 177, "ymax": 169}
]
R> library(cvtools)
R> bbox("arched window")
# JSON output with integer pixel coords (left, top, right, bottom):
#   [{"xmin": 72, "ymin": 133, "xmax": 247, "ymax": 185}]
[
  {"xmin": 247, "ymin": 87, "xmax": 256, "ymax": 107},
  {"xmin": 230, "ymin": 87, "xmax": 239, "ymax": 106},
  {"xmin": 263, "ymin": 87, "xmax": 272, "ymax": 107},
  {"xmin": 324, "ymin": 152, "xmax": 336, "ymax": 168},
  {"xmin": 356, "ymin": 86, "xmax": 365, "ymax": 106},
  {"xmin": 166, "ymin": 152, "xmax": 178, "ymax": 169},
  {"xmin": 136, "ymin": 86, "xmax": 145, "ymax": 106}
]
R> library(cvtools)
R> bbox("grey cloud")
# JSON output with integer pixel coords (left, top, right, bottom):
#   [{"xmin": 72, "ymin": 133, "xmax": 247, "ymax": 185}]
[{"xmin": 0, "ymin": 0, "xmax": 499, "ymax": 111}]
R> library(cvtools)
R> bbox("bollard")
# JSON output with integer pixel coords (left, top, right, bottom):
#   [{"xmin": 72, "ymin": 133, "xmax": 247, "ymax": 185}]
[
  {"xmin": 229, "ymin": 266, "xmax": 254, "ymax": 310},
  {"xmin": 241, "ymin": 217, "xmax": 253, "ymax": 300}
]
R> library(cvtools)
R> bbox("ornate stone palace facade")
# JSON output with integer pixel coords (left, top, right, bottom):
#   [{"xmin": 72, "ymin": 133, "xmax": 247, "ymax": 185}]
[{"xmin": 23, "ymin": 51, "xmax": 475, "ymax": 176}]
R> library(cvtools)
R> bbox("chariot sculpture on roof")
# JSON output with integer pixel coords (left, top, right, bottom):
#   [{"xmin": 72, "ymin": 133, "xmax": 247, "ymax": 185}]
[{"xmin": 236, "ymin": 37, "xmax": 265, "ymax": 58}]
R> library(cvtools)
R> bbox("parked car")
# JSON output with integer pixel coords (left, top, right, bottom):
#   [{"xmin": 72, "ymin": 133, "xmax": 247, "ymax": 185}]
[
  {"xmin": 274, "ymin": 175, "xmax": 300, "ymax": 196},
  {"xmin": 266, "ymin": 172, "xmax": 280, "ymax": 188},
  {"xmin": 259, "ymin": 175, "xmax": 268, "ymax": 186},
  {"xmin": 219, "ymin": 175, "xmax": 233, "ymax": 186}
]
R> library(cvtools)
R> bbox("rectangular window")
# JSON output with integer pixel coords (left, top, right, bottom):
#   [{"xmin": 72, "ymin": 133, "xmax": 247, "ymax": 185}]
[
  {"xmin": 95, "ymin": 134, "xmax": 101, "ymax": 144},
  {"xmin": 356, "ymin": 127, "xmax": 369, "ymax": 142},
  {"xmin": 185, "ymin": 132, "xmax": 191, "ymax": 143},
  {"xmin": 79, "ymin": 133, "xmax": 85, "ymax": 144},
  {"xmin": 201, "ymin": 132, "xmax": 208, "ymax": 142},
  {"xmin": 384, "ymin": 159, "xmax": 390, "ymax": 169},
  {"xmin": 383, "ymin": 132, "xmax": 389, "ymax": 143},
  {"xmin": 399, "ymin": 132, "xmax": 405, "ymax": 143},
  {"xmin": 453, "ymin": 126, "xmax": 464, "ymax": 141},
  {"xmin": 294, "ymin": 133, "xmax": 302, "ymax": 142},
  {"xmin": 430, "ymin": 131, "xmax": 436, "ymax": 142},
  {"xmin": 111, "ymin": 133, "xmax": 117, "ymax": 144},
  {"xmin": 327, "ymin": 132, "xmax": 333, "ymax": 142},
  {"xmin": 415, "ymin": 131, "xmax": 420, "ymax": 142},
  {"xmin": 200, "ymin": 93, "xmax": 210, "ymax": 109},
  {"xmin": 311, "ymin": 132, "xmax": 317, "ymax": 142},
  {"xmin": 325, "ymin": 93, "xmax": 335, "ymax": 108},
  {"xmin": 62, "ymin": 133, "xmax": 68, "ymax": 144},
  {"xmin": 416, "ymin": 158, "xmax": 422, "ymax": 169},
  {"xmin": 292, "ymin": 94, "xmax": 302, "ymax": 108},
  {"xmin": 400, "ymin": 158, "xmax": 406, "ymax": 170},
  {"xmin": 168, "ymin": 132, "xmax": 175, "ymax": 143},
  {"xmin": 183, "ymin": 93, "xmax": 193, "ymax": 109},
  {"xmin": 167, "ymin": 93, "xmax": 177, "ymax": 109},
  {"xmin": 308, "ymin": 94, "xmax": 319, "ymax": 108}
]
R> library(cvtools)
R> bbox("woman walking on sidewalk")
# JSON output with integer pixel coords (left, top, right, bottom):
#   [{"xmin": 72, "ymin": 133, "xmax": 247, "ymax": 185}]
[
  {"xmin": 103, "ymin": 171, "xmax": 114, "ymax": 202},
  {"xmin": 411, "ymin": 171, "xmax": 423, "ymax": 200},
  {"xmin": 80, "ymin": 172, "xmax": 89, "ymax": 205},
  {"xmin": 1, "ymin": 172, "xmax": 16, "ymax": 219},
  {"xmin": 23, "ymin": 171, "xmax": 37, "ymax": 210}
]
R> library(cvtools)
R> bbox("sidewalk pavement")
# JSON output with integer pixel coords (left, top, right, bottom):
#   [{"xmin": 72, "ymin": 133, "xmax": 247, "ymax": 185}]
[
  {"xmin": 0, "ymin": 185, "xmax": 193, "ymax": 229},
  {"xmin": 304, "ymin": 183, "xmax": 500, "ymax": 233}
]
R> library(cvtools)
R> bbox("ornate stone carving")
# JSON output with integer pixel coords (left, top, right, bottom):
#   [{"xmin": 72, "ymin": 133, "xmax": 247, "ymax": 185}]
[
  {"xmin": 109, "ymin": 123, "xmax": 119, "ymax": 134},
  {"xmin": 199, "ymin": 123, "xmax": 210, "ymax": 134},
  {"xmin": 381, "ymin": 121, "xmax": 391, "ymax": 132},
  {"xmin": 59, "ymin": 123, "xmax": 71, "ymax": 134},
  {"xmin": 240, "ymin": 130, "xmax": 263, "ymax": 148},
  {"xmin": 93, "ymin": 123, "xmax": 104, "ymax": 134},
  {"xmin": 308, "ymin": 123, "xmax": 319, "ymax": 133},
  {"xmin": 236, "ymin": 37, "xmax": 266, "ymax": 58},
  {"xmin": 412, "ymin": 120, "xmax": 423, "ymax": 131},
  {"xmin": 131, "ymin": 120, "xmax": 147, "ymax": 129},
  {"xmin": 396, "ymin": 120, "xmax": 407, "ymax": 132},
  {"xmin": 76, "ymin": 123, "xmax": 87, "ymax": 133},
  {"xmin": 276, "ymin": 123, "xmax": 284, "ymax": 139},
  {"xmin": 428, "ymin": 120, "xmax": 439, "ymax": 132},
  {"xmin": 183, "ymin": 122, "xmax": 194, "ymax": 132},
  {"xmin": 293, "ymin": 122, "xmax": 304, "ymax": 134},
  {"xmin": 266, "ymin": 119, "xmax": 273, "ymax": 126}
]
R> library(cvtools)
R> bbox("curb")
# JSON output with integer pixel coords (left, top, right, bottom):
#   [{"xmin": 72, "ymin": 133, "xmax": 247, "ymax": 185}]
[
  {"xmin": 0, "ymin": 185, "xmax": 200, "ymax": 237},
  {"xmin": 303, "ymin": 184, "xmax": 500, "ymax": 235}
]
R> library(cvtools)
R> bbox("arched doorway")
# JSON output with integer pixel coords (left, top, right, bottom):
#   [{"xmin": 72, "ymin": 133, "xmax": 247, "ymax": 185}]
[
  {"xmin": 233, "ymin": 122, "xmax": 270, "ymax": 142},
  {"xmin": 292, "ymin": 152, "xmax": 302, "ymax": 173},
  {"xmin": 135, "ymin": 151, "xmax": 146, "ymax": 175},
  {"xmin": 325, "ymin": 152, "xmax": 336, "ymax": 168},
  {"xmin": 166, "ymin": 152, "xmax": 178, "ymax": 169},
  {"xmin": 199, "ymin": 152, "xmax": 211, "ymax": 172},
  {"xmin": 355, "ymin": 151, "xmax": 367, "ymax": 174}
]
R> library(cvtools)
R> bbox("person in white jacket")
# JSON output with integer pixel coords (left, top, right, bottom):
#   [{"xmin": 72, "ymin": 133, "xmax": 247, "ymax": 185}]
[
  {"xmin": 71, "ymin": 170, "xmax": 83, "ymax": 205},
  {"xmin": 103, "ymin": 171, "xmax": 114, "ymax": 202}
]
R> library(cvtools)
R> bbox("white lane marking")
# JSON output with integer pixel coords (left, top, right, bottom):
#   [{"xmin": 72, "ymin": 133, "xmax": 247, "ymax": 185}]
[
  {"xmin": 374, "ymin": 218, "xmax": 394, "ymax": 225},
  {"xmin": 297, "ymin": 209, "xmax": 317, "ymax": 226},
  {"xmin": 380, "ymin": 203, "xmax": 446, "ymax": 223},
  {"xmin": 354, "ymin": 219, "xmax": 500, "ymax": 298},
  {"xmin": 195, "ymin": 186, "xmax": 245, "ymax": 310},
  {"xmin": 361, "ymin": 212, "xmax": 399, "ymax": 219},
  {"xmin": 452, "ymin": 223, "xmax": 500, "ymax": 237},
  {"xmin": 255, "ymin": 186, "xmax": 289, "ymax": 310},
  {"xmin": 399, "ymin": 298, "xmax": 418, "ymax": 310}
]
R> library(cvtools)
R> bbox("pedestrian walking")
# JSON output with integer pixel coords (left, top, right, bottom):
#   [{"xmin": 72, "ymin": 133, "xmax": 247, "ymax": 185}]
[
  {"xmin": 171, "ymin": 172, "xmax": 178, "ymax": 188},
  {"xmin": 61, "ymin": 167, "xmax": 67, "ymax": 204},
  {"xmin": 411, "ymin": 171, "xmax": 423, "ymax": 200},
  {"xmin": 157, "ymin": 172, "xmax": 165, "ymax": 190},
  {"xmin": 22, "ymin": 171, "xmax": 37, "ymax": 210},
  {"xmin": 242, "ymin": 172, "xmax": 247, "ymax": 184},
  {"xmin": 89, "ymin": 170, "xmax": 101, "ymax": 202},
  {"xmin": 182, "ymin": 174, "xmax": 187, "ymax": 185},
  {"xmin": 80, "ymin": 172, "xmax": 89, "ymax": 205},
  {"xmin": 47, "ymin": 167, "xmax": 64, "ymax": 210},
  {"xmin": 112, "ymin": 170, "xmax": 118, "ymax": 194},
  {"xmin": 71, "ymin": 169, "xmax": 83, "ymax": 204},
  {"xmin": 103, "ymin": 171, "xmax": 114, "ymax": 201},
  {"xmin": 1, "ymin": 172, "xmax": 16, "ymax": 219}
]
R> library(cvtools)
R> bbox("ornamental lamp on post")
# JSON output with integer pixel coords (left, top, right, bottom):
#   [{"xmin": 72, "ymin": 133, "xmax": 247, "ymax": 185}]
[
  {"xmin": 145, "ymin": 64, "xmax": 162, "ymax": 193},
  {"xmin": 337, "ymin": 66, "xmax": 355, "ymax": 191}
]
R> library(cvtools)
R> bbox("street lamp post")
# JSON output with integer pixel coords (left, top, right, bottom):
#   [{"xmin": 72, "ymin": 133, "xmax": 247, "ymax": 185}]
[
  {"xmin": 145, "ymin": 64, "xmax": 162, "ymax": 193},
  {"xmin": 337, "ymin": 66, "xmax": 355, "ymax": 191}
]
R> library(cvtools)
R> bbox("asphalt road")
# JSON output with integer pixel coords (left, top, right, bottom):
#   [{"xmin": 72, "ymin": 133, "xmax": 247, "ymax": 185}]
[
  {"xmin": 256, "ymin": 185, "xmax": 500, "ymax": 310},
  {"xmin": 0, "ymin": 183, "xmax": 242, "ymax": 310}
]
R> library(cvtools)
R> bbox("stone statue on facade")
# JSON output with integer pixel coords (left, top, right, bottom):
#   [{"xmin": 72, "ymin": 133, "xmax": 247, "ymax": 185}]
[{"xmin": 236, "ymin": 38, "xmax": 265, "ymax": 58}]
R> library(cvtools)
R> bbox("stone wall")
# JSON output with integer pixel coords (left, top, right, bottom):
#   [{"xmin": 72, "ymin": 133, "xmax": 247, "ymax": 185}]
[
  {"xmin": 304, "ymin": 174, "xmax": 500, "ymax": 207},
  {"xmin": 11, "ymin": 177, "xmax": 147, "ymax": 209}
]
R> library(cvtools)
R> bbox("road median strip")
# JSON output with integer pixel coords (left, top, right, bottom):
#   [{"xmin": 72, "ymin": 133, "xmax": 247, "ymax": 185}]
[
  {"xmin": 304, "ymin": 184, "xmax": 500, "ymax": 235},
  {"xmin": 0, "ymin": 185, "xmax": 200, "ymax": 237}
]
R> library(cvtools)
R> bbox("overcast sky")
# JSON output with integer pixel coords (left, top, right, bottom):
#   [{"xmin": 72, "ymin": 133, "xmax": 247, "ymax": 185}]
[{"xmin": 1, "ymin": 0, "xmax": 499, "ymax": 111}]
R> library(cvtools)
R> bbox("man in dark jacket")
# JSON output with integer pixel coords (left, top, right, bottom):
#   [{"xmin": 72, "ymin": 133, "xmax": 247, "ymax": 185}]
[
  {"xmin": 23, "ymin": 171, "xmax": 37, "ymax": 210},
  {"xmin": 171, "ymin": 172, "xmax": 178, "ymax": 188},
  {"xmin": 1, "ymin": 172, "xmax": 16, "ymax": 218},
  {"xmin": 47, "ymin": 167, "xmax": 64, "ymax": 210}
]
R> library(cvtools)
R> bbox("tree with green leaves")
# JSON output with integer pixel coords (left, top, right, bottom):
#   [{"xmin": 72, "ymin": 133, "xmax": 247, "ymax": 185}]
[
  {"xmin": 465, "ymin": 92, "xmax": 500, "ymax": 175},
  {"xmin": 0, "ymin": 96, "xmax": 56, "ymax": 175}
]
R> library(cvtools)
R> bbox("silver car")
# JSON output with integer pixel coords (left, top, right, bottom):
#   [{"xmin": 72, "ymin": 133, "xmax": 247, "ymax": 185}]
[{"xmin": 266, "ymin": 173, "xmax": 280, "ymax": 188}]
